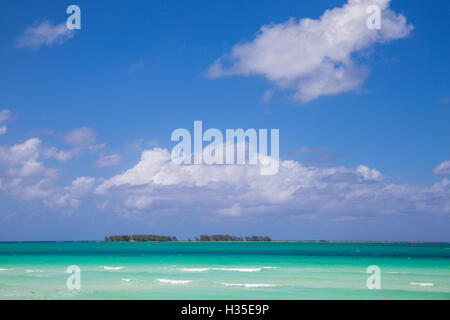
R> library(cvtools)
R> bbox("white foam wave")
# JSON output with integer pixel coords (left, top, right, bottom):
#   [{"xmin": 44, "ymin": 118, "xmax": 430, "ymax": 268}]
[
  {"xmin": 103, "ymin": 266, "xmax": 126, "ymax": 270},
  {"xmin": 181, "ymin": 268, "xmax": 211, "ymax": 272},
  {"xmin": 220, "ymin": 282, "xmax": 277, "ymax": 288},
  {"xmin": 244, "ymin": 283, "xmax": 277, "ymax": 288},
  {"xmin": 0, "ymin": 268, "xmax": 14, "ymax": 271},
  {"xmin": 157, "ymin": 279, "xmax": 192, "ymax": 284},
  {"xmin": 181, "ymin": 267, "xmax": 263, "ymax": 272},
  {"xmin": 410, "ymin": 282, "xmax": 434, "ymax": 287},
  {"xmin": 26, "ymin": 269, "xmax": 43, "ymax": 273},
  {"xmin": 217, "ymin": 268, "xmax": 262, "ymax": 272},
  {"xmin": 121, "ymin": 278, "xmax": 137, "ymax": 282}
]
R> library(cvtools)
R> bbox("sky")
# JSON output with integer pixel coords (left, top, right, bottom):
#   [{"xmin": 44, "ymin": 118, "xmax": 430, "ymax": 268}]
[{"xmin": 0, "ymin": 0, "xmax": 449, "ymax": 241}]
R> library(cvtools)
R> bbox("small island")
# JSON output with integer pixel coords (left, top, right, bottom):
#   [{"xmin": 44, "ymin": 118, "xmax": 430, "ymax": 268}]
[
  {"xmin": 105, "ymin": 235, "xmax": 177, "ymax": 242},
  {"xmin": 104, "ymin": 234, "xmax": 272, "ymax": 242}
]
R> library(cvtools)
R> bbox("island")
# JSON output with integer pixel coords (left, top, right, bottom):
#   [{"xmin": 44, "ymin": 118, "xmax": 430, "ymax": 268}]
[{"xmin": 104, "ymin": 234, "xmax": 272, "ymax": 242}]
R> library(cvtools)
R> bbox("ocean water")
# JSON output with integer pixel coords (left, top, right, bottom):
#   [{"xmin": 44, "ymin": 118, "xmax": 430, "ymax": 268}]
[{"xmin": 0, "ymin": 242, "xmax": 449, "ymax": 300}]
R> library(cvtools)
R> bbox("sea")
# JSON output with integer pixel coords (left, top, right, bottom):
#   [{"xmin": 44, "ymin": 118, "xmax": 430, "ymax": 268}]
[{"xmin": 0, "ymin": 242, "xmax": 449, "ymax": 300}]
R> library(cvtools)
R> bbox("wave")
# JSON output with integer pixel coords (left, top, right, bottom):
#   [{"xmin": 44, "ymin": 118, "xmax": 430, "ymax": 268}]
[
  {"xmin": 181, "ymin": 267, "xmax": 265, "ymax": 272},
  {"xmin": 157, "ymin": 279, "xmax": 192, "ymax": 284},
  {"xmin": 0, "ymin": 268, "xmax": 14, "ymax": 271},
  {"xmin": 181, "ymin": 268, "xmax": 211, "ymax": 272},
  {"xmin": 103, "ymin": 266, "xmax": 126, "ymax": 270},
  {"xmin": 387, "ymin": 272, "xmax": 409, "ymax": 274},
  {"xmin": 121, "ymin": 278, "xmax": 137, "ymax": 282},
  {"xmin": 217, "ymin": 268, "xmax": 262, "ymax": 272},
  {"xmin": 26, "ymin": 269, "xmax": 43, "ymax": 273},
  {"xmin": 220, "ymin": 282, "xmax": 277, "ymax": 288},
  {"xmin": 410, "ymin": 282, "xmax": 434, "ymax": 287}
]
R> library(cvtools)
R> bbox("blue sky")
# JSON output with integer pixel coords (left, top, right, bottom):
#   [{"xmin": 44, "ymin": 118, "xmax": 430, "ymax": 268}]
[{"xmin": 0, "ymin": 0, "xmax": 449, "ymax": 241}]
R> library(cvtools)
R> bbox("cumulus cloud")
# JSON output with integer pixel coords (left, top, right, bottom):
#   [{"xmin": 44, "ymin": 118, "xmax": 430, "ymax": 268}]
[
  {"xmin": 15, "ymin": 20, "xmax": 75, "ymax": 49},
  {"xmin": 0, "ymin": 116, "xmax": 446, "ymax": 221},
  {"xmin": 0, "ymin": 121, "xmax": 109, "ymax": 211},
  {"xmin": 0, "ymin": 138, "xmax": 449, "ymax": 220},
  {"xmin": 0, "ymin": 136, "xmax": 96, "ymax": 210},
  {"xmin": 94, "ymin": 154, "xmax": 123, "ymax": 168},
  {"xmin": 0, "ymin": 138, "xmax": 58, "ymax": 200},
  {"xmin": 43, "ymin": 176, "xmax": 96, "ymax": 210},
  {"xmin": 95, "ymin": 147, "xmax": 449, "ymax": 218},
  {"xmin": 208, "ymin": 0, "xmax": 413, "ymax": 102},
  {"xmin": 0, "ymin": 138, "xmax": 42, "ymax": 163},
  {"xmin": 433, "ymin": 161, "xmax": 450, "ymax": 175}
]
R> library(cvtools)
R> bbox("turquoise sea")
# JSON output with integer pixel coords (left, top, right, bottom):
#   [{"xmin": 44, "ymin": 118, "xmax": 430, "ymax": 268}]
[{"xmin": 0, "ymin": 242, "xmax": 449, "ymax": 300}]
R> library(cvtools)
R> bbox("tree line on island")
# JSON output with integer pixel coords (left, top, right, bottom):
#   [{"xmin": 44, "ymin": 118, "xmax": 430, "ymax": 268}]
[
  {"xmin": 197, "ymin": 235, "xmax": 272, "ymax": 242},
  {"xmin": 104, "ymin": 234, "xmax": 272, "ymax": 242}
]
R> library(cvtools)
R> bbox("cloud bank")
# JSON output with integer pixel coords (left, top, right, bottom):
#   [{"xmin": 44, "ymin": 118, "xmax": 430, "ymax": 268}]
[
  {"xmin": 93, "ymin": 148, "xmax": 450, "ymax": 218},
  {"xmin": 0, "ymin": 129, "xmax": 448, "ymax": 220}
]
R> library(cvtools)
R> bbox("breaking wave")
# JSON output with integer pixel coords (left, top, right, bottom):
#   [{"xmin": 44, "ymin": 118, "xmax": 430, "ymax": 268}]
[
  {"xmin": 157, "ymin": 279, "xmax": 193, "ymax": 284},
  {"xmin": 181, "ymin": 267, "xmax": 277, "ymax": 272},
  {"xmin": 220, "ymin": 282, "xmax": 277, "ymax": 288},
  {"xmin": 410, "ymin": 282, "xmax": 434, "ymax": 287},
  {"xmin": 103, "ymin": 266, "xmax": 126, "ymax": 270}
]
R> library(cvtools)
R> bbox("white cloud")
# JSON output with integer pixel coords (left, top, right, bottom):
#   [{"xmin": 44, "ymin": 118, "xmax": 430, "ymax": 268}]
[
  {"xmin": 20, "ymin": 180, "xmax": 53, "ymax": 200},
  {"xmin": 356, "ymin": 165, "xmax": 382, "ymax": 181},
  {"xmin": 64, "ymin": 127, "xmax": 96, "ymax": 146},
  {"xmin": 0, "ymin": 120, "xmax": 446, "ymax": 221},
  {"xmin": 218, "ymin": 204, "xmax": 242, "ymax": 216},
  {"xmin": 43, "ymin": 176, "xmax": 96, "ymax": 210},
  {"xmin": 63, "ymin": 127, "xmax": 105, "ymax": 152},
  {"xmin": 95, "ymin": 147, "xmax": 450, "ymax": 218},
  {"xmin": 17, "ymin": 160, "xmax": 46, "ymax": 177},
  {"xmin": 0, "ymin": 128, "xmax": 102, "ymax": 211},
  {"xmin": 0, "ymin": 110, "xmax": 12, "ymax": 123},
  {"xmin": 208, "ymin": 0, "xmax": 413, "ymax": 102},
  {"xmin": 94, "ymin": 148, "xmax": 382, "ymax": 195},
  {"xmin": 94, "ymin": 154, "xmax": 123, "ymax": 168},
  {"xmin": 0, "ymin": 125, "xmax": 103, "ymax": 210},
  {"xmin": 0, "ymin": 139, "xmax": 95, "ymax": 208},
  {"xmin": 1, "ymin": 138, "xmax": 42, "ymax": 163},
  {"xmin": 0, "ymin": 138, "xmax": 448, "ymax": 220},
  {"xmin": 0, "ymin": 110, "xmax": 12, "ymax": 134},
  {"xmin": 42, "ymin": 147, "xmax": 78, "ymax": 162},
  {"xmin": 433, "ymin": 161, "xmax": 450, "ymax": 175},
  {"xmin": 70, "ymin": 176, "xmax": 96, "ymax": 195},
  {"xmin": 0, "ymin": 138, "xmax": 59, "ymax": 200},
  {"xmin": 15, "ymin": 21, "xmax": 75, "ymax": 49}
]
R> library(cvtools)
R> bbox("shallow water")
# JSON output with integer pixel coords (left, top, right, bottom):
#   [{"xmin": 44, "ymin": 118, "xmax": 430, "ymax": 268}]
[{"xmin": 0, "ymin": 242, "xmax": 449, "ymax": 299}]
